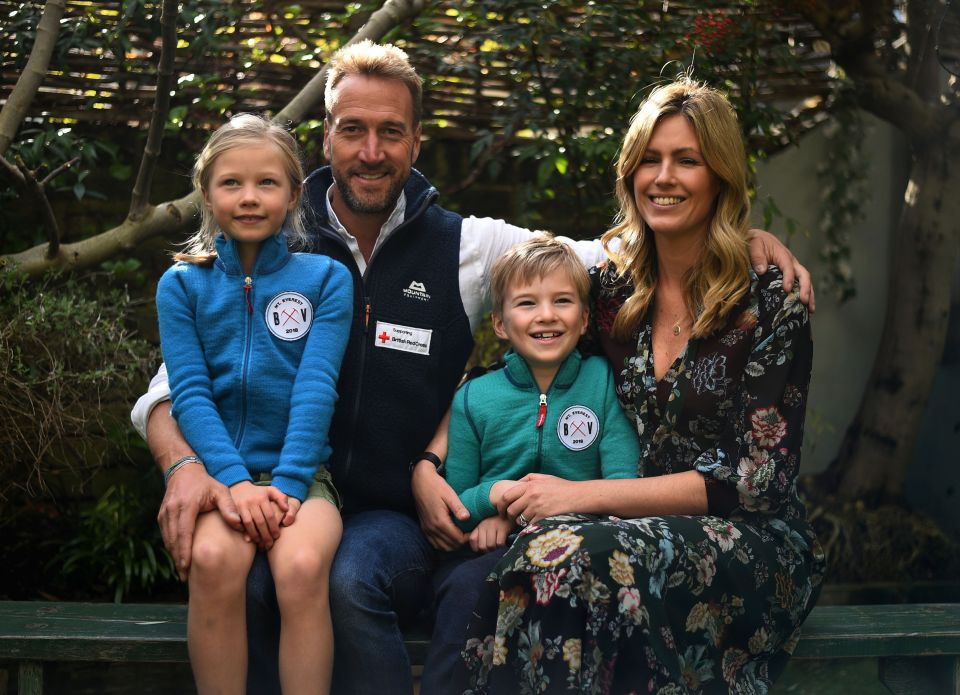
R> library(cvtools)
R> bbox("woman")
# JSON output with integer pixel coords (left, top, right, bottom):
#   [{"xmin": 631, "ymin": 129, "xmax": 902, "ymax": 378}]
[{"xmin": 459, "ymin": 77, "xmax": 825, "ymax": 694}]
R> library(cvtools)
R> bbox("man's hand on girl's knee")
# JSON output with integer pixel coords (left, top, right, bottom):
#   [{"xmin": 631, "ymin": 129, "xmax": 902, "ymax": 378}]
[{"xmin": 158, "ymin": 463, "xmax": 241, "ymax": 581}]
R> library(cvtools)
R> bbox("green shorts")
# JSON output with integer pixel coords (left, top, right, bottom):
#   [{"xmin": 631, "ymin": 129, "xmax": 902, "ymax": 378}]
[{"xmin": 252, "ymin": 466, "xmax": 341, "ymax": 509}]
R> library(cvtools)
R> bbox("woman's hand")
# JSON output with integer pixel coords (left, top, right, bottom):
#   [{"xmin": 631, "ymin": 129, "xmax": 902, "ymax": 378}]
[
  {"xmin": 489, "ymin": 479, "xmax": 519, "ymax": 509},
  {"xmin": 502, "ymin": 474, "xmax": 584, "ymax": 524},
  {"xmin": 746, "ymin": 229, "xmax": 816, "ymax": 311},
  {"xmin": 469, "ymin": 515, "xmax": 514, "ymax": 553},
  {"xmin": 230, "ymin": 481, "xmax": 287, "ymax": 548}
]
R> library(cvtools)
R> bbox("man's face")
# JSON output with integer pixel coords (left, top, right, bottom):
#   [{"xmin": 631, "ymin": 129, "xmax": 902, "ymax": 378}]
[{"xmin": 324, "ymin": 74, "xmax": 422, "ymax": 216}]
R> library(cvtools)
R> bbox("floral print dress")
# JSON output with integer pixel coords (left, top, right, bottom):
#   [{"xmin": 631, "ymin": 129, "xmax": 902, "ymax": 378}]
[{"xmin": 459, "ymin": 264, "xmax": 825, "ymax": 694}]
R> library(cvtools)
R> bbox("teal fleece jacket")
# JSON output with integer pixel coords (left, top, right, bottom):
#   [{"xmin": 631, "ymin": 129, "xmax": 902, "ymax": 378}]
[
  {"xmin": 446, "ymin": 349, "xmax": 641, "ymax": 530},
  {"xmin": 156, "ymin": 233, "xmax": 352, "ymax": 501}
]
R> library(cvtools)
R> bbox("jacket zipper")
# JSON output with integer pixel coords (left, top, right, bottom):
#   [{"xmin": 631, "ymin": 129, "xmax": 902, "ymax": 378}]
[
  {"xmin": 236, "ymin": 275, "xmax": 254, "ymax": 447},
  {"xmin": 313, "ymin": 189, "xmax": 437, "ymax": 480},
  {"xmin": 535, "ymin": 393, "xmax": 547, "ymax": 471}
]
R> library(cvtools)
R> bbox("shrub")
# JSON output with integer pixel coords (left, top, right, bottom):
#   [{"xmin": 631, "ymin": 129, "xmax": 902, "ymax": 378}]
[
  {"xmin": 55, "ymin": 483, "xmax": 176, "ymax": 603},
  {"xmin": 0, "ymin": 269, "xmax": 158, "ymax": 503}
]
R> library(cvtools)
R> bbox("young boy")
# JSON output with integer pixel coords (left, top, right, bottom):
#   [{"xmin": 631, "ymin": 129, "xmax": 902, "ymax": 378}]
[
  {"xmin": 421, "ymin": 236, "xmax": 641, "ymax": 694},
  {"xmin": 445, "ymin": 235, "xmax": 641, "ymax": 551}
]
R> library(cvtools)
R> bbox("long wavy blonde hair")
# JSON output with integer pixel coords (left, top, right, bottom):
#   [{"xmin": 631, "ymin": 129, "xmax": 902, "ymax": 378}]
[
  {"xmin": 601, "ymin": 77, "xmax": 751, "ymax": 340},
  {"xmin": 177, "ymin": 113, "xmax": 308, "ymax": 262}
]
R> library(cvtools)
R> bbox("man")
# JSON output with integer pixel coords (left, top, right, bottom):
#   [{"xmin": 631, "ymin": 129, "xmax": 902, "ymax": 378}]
[{"xmin": 132, "ymin": 40, "xmax": 813, "ymax": 694}]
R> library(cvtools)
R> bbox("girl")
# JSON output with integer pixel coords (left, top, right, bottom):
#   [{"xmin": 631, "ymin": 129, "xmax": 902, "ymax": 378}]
[{"xmin": 156, "ymin": 113, "xmax": 352, "ymax": 694}]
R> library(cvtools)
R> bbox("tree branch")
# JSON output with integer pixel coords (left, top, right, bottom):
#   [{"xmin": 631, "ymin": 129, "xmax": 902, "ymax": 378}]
[
  {"xmin": 275, "ymin": 0, "xmax": 426, "ymax": 124},
  {"xmin": 0, "ymin": 0, "xmax": 66, "ymax": 156},
  {"xmin": 905, "ymin": 0, "xmax": 941, "ymax": 100},
  {"xmin": 128, "ymin": 0, "xmax": 178, "ymax": 218},
  {"xmin": 2, "ymin": 0, "xmax": 427, "ymax": 277},
  {"xmin": 0, "ymin": 155, "xmax": 25, "ymax": 186},
  {"xmin": 21, "ymin": 168, "xmax": 62, "ymax": 259},
  {"xmin": 5, "ymin": 156, "xmax": 67, "ymax": 259},
  {"xmin": 797, "ymin": 0, "xmax": 945, "ymax": 145},
  {"xmin": 1, "ymin": 191, "xmax": 200, "ymax": 275},
  {"xmin": 40, "ymin": 156, "xmax": 80, "ymax": 187},
  {"xmin": 839, "ymin": 49, "xmax": 944, "ymax": 143}
]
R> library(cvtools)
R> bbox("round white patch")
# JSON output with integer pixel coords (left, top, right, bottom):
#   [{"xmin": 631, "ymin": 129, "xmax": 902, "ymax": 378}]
[
  {"xmin": 265, "ymin": 292, "xmax": 313, "ymax": 341},
  {"xmin": 557, "ymin": 405, "xmax": 600, "ymax": 451}
]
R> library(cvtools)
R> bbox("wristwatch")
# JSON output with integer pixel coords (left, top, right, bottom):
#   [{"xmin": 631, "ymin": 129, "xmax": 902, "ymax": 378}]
[{"xmin": 409, "ymin": 451, "xmax": 445, "ymax": 478}]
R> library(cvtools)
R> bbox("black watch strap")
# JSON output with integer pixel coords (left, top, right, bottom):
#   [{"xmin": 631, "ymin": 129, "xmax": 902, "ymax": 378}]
[{"xmin": 409, "ymin": 451, "xmax": 445, "ymax": 477}]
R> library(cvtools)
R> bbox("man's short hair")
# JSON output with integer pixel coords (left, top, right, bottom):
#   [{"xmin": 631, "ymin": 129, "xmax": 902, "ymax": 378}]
[
  {"xmin": 325, "ymin": 40, "xmax": 423, "ymax": 127},
  {"xmin": 490, "ymin": 235, "xmax": 591, "ymax": 313}
]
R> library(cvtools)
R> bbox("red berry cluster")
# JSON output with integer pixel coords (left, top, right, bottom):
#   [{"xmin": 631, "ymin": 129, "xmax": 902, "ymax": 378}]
[{"xmin": 688, "ymin": 11, "xmax": 738, "ymax": 54}]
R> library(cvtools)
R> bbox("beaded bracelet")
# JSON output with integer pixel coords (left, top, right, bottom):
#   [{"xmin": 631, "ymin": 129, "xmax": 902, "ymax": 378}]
[{"xmin": 163, "ymin": 455, "xmax": 201, "ymax": 487}]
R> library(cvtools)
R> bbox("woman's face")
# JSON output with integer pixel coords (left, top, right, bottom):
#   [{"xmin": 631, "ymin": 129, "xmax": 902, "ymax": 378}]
[{"xmin": 632, "ymin": 113, "xmax": 720, "ymax": 243}]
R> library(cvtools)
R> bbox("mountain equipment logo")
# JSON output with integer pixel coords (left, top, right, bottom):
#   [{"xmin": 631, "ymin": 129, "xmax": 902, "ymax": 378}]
[{"xmin": 402, "ymin": 280, "xmax": 431, "ymax": 302}]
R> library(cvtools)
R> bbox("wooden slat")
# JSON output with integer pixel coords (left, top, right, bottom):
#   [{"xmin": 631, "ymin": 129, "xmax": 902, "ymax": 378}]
[
  {"xmin": 0, "ymin": 601, "xmax": 430, "ymax": 665},
  {"xmin": 0, "ymin": 601, "xmax": 187, "ymax": 663},
  {"xmin": 793, "ymin": 603, "xmax": 960, "ymax": 659},
  {"xmin": 2, "ymin": 601, "xmax": 959, "ymax": 666},
  {"xmin": 0, "ymin": 0, "xmax": 837, "ymax": 142}
]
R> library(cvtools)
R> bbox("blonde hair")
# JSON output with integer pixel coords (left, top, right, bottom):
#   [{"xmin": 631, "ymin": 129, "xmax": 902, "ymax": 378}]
[
  {"xmin": 601, "ymin": 77, "xmax": 751, "ymax": 339},
  {"xmin": 177, "ymin": 113, "xmax": 308, "ymax": 262},
  {"xmin": 325, "ymin": 40, "xmax": 423, "ymax": 127},
  {"xmin": 490, "ymin": 234, "xmax": 590, "ymax": 314}
]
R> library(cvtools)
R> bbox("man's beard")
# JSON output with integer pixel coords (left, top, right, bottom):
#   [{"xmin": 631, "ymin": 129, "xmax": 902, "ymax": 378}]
[{"xmin": 332, "ymin": 162, "xmax": 407, "ymax": 215}]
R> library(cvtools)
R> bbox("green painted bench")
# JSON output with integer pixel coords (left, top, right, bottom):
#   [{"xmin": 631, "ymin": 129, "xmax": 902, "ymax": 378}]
[{"xmin": 0, "ymin": 601, "xmax": 958, "ymax": 694}]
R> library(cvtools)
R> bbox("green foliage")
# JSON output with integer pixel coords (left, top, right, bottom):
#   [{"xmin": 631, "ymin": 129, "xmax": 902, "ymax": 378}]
[
  {"xmin": 467, "ymin": 315, "xmax": 508, "ymax": 371},
  {"xmin": 1, "ymin": 0, "xmax": 362, "ymax": 252},
  {"xmin": 415, "ymin": 1, "xmax": 835, "ymax": 238},
  {"xmin": 816, "ymin": 105, "xmax": 870, "ymax": 303},
  {"xmin": 0, "ymin": 126, "xmax": 126, "ymax": 251},
  {"xmin": 0, "ymin": 269, "xmax": 158, "ymax": 502},
  {"xmin": 55, "ymin": 483, "xmax": 176, "ymax": 603}
]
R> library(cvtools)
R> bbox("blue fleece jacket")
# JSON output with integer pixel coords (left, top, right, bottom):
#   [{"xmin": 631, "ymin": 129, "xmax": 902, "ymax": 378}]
[
  {"xmin": 156, "ymin": 233, "xmax": 352, "ymax": 501},
  {"xmin": 446, "ymin": 349, "xmax": 641, "ymax": 530}
]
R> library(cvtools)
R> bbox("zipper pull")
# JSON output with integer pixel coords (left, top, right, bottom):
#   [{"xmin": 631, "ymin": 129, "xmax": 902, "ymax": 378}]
[
  {"xmin": 243, "ymin": 276, "xmax": 253, "ymax": 315},
  {"xmin": 536, "ymin": 393, "xmax": 547, "ymax": 428},
  {"xmin": 364, "ymin": 297, "xmax": 371, "ymax": 330}
]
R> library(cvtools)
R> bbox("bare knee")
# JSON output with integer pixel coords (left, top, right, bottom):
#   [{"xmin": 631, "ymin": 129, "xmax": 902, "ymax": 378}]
[
  {"xmin": 273, "ymin": 547, "xmax": 332, "ymax": 608},
  {"xmin": 191, "ymin": 531, "xmax": 250, "ymax": 591}
]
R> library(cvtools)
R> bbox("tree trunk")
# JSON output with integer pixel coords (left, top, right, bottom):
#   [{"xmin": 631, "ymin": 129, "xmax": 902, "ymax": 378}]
[{"xmin": 823, "ymin": 134, "xmax": 960, "ymax": 503}]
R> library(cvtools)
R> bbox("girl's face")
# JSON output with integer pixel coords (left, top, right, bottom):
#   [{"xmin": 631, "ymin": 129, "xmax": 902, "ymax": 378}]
[
  {"xmin": 632, "ymin": 114, "xmax": 720, "ymax": 244},
  {"xmin": 203, "ymin": 143, "xmax": 298, "ymax": 252}
]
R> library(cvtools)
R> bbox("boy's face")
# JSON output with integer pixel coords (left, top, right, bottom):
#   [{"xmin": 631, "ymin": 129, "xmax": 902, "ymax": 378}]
[{"xmin": 492, "ymin": 268, "xmax": 588, "ymax": 385}]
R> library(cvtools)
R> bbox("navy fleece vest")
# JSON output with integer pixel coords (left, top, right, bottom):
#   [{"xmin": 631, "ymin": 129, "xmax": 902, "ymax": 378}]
[{"xmin": 303, "ymin": 167, "xmax": 474, "ymax": 515}]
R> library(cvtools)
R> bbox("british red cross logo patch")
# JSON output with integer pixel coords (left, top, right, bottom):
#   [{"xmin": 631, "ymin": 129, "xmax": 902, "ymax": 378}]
[
  {"xmin": 373, "ymin": 321, "xmax": 432, "ymax": 356},
  {"xmin": 265, "ymin": 292, "xmax": 313, "ymax": 342}
]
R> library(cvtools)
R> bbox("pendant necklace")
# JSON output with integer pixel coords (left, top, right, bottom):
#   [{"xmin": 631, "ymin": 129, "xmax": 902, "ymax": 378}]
[{"xmin": 672, "ymin": 319, "xmax": 682, "ymax": 336}]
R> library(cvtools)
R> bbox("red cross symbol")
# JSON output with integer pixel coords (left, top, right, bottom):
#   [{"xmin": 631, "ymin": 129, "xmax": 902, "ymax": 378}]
[
  {"xmin": 281, "ymin": 309, "xmax": 300, "ymax": 326},
  {"xmin": 570, "ymin": 421, "xmax": 587, "ymax": 436},
  {"xmin": 378, "ymin": 331, "xmax": 390, "ymax": 343}
]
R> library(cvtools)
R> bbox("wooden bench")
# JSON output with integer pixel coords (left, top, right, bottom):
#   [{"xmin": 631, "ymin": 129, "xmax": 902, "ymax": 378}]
[{"xmin": 0, "ymin": 601, "xmax": 957, "ymax": 694}]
